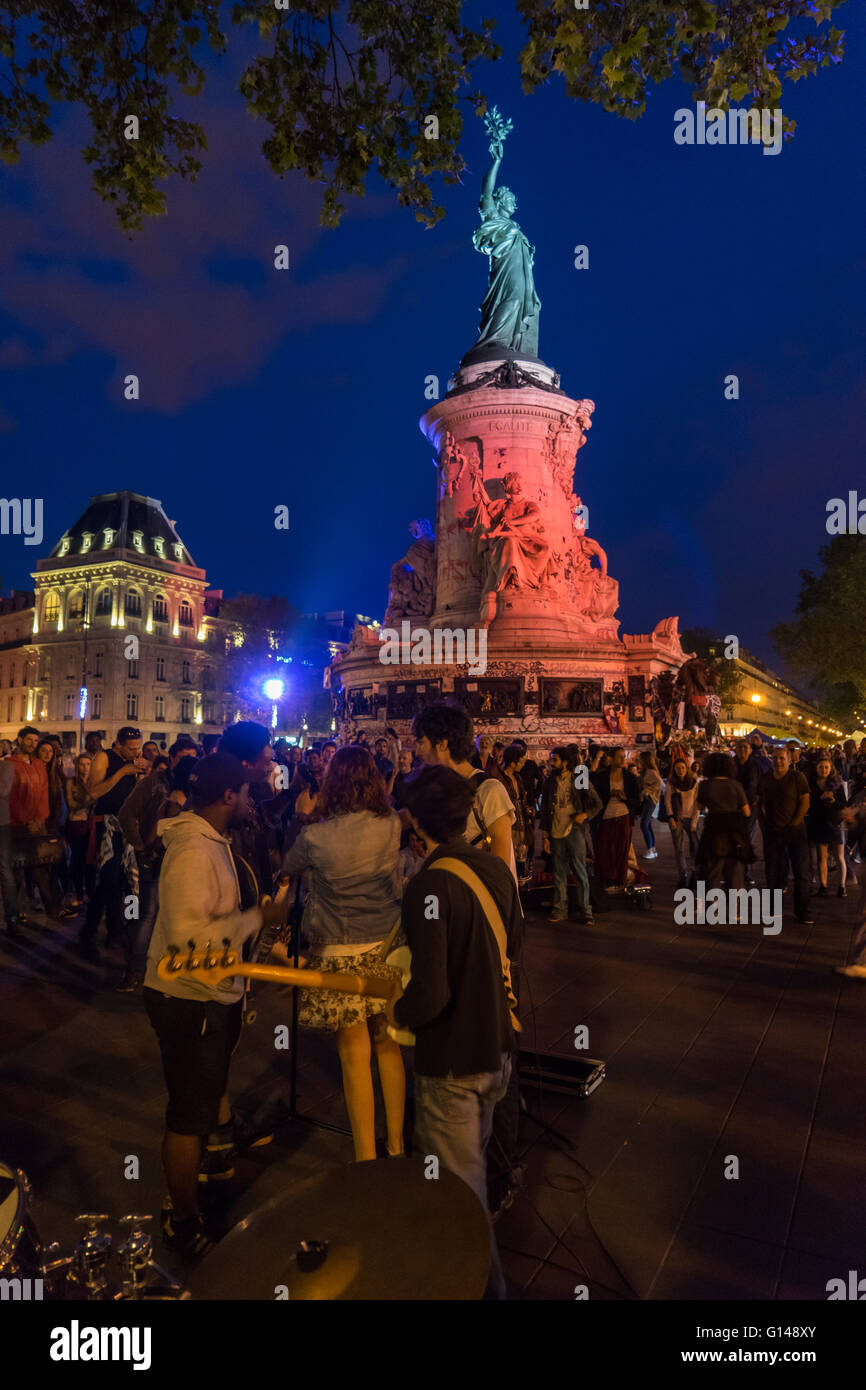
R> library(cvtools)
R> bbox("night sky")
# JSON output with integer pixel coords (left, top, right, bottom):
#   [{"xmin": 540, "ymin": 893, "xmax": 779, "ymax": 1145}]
[{"xmin": 1, "ymin": 5, "xmax": 862, "ymax": 681}]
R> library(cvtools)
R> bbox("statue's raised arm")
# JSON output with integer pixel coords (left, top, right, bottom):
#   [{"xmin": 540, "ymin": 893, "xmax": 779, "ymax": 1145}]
[{"xmin": 470, "ymin": 107, "xmax": 541, "ymax": 360}]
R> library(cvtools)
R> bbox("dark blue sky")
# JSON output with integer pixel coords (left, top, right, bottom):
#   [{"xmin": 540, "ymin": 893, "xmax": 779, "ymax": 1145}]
[{"xmin": 1, "ymin": 5, "xmax": 863, "ymax": 680}]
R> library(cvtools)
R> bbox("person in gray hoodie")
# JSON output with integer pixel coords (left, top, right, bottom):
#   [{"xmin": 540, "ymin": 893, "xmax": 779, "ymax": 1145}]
[{"xmin": 143, "ymin": 753, "xmax": 288, "ymax": 1258}]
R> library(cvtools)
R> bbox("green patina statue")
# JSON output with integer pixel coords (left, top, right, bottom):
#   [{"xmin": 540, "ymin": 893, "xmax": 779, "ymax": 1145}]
[{"xmin": 471, "ymin": 107, "xmax": 541, "ymax": 359}]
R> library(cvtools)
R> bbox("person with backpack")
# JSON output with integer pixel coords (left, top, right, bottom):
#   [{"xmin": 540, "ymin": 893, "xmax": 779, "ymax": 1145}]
[{"xmin": 412, "ymin": 703, "xmax": 517, "ymax": 884}]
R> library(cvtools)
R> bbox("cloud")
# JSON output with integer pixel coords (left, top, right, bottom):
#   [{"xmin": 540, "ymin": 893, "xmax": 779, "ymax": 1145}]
[{"xmin": 0, "ymin": 86, "xmax": 408, "ymax": 412}]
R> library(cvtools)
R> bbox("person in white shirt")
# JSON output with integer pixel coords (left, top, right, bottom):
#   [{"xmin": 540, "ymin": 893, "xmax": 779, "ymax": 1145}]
[{"xmin": 412, "ymin": 704, "xmax": 517, "ymax": 884}]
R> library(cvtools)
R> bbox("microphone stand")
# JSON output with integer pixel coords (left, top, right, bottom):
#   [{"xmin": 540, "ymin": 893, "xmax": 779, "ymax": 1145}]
[{"xmin": 286, "ymin": 876, "xmax": 351, "ymax": 1138}]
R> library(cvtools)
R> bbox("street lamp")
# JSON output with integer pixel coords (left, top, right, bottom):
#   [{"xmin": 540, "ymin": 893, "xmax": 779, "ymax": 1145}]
[{"xmin": 263, "ymin": 677, "xmax": 284, "ymax": 734}]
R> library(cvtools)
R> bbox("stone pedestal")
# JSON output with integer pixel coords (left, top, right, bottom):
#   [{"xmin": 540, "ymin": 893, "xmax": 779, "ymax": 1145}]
[{"xmin": 330, "ymin": 355, "xmax": 688, "ymax": 756}]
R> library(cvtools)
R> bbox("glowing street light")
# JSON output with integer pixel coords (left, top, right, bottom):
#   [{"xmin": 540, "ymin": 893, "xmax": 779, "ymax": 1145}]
[
  {"xmin": 263, "ymin": 676, "xmax": 284, "ymax": 734},
  {"xmin": 751, "ymin": 694, "xmax": 761, "ymax": 704}
]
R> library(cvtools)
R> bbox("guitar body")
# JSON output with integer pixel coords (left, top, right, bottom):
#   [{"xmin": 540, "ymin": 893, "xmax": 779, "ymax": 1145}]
[{"xmin": 384, "ymin": 945, "xmax": 415, "ymax": 1046}]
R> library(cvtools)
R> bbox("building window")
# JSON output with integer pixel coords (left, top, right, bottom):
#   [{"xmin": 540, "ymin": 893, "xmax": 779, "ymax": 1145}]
[
  {"xmin": 125, "ymin": 590, "xmax": 142, "ymax": 617},
  {"xmin": 37, "ymin": 654, "xmax": 49, "ymax": 681},
  {"xmin": 9, "ymin": 663, "xmax": 15, "ymax": 687},
  {"xmin": 180, "ymin": 697, "xmax": 191, "ymax": 723},
  {"xmin": 173, "ymin": 543, "xmax": 184, "ymax": 561},
  {"xmin": 152, "ymin": 595, "xmax": 168, "ymax": 622},
  {"xmin": 132, "ymin": 530, "xmax": 144, "ymax": 552},
  {"xmin": 155, "ymin": 695, "xmax": 165, "ymax": 721},
  {"xmin": 64, "ymin": 693, "xmax": 74, "ymax": 720},
  {"xmin": 204, "ymin": 700, "xmax": 215, "ymax": 724},
  {"xmin": 128, "ymin": 659, "xmax": 139, "ymax": 679},
  {"xmin": 126, "ymin": 692, "xmax": 138, "ymax": 720},
  {"xmin": 156, "ymin": 656, "xmax": 166, "ymax": 681},
  {"xmin": 179, "ymin": 601, "xmax": 193, "ymax": 628},
  {"xmin": 93, "ymin": 692, "xmax": 102, "ymax": 718},
  {"xmin": 58, "ymin": 536, "xmax": 71, "ymax": 556},
  {"xmin": 96, "ymin": 587, "xmax": 112, "ymax": 616},
  {"xmin": 68, "ymin": 591, "xmax": 85, "ymax": 621},
  {"xmin": 43, "ymin": 592, "xmax": 60, "ymax": 626},
  {"xmin": 6, "ymin": 696, "xmax": 12, "ymax": 721},
  {"xmin": 182, "ymin": 661, "xmax": 191, "ymax": 684},
  {"xmin": 80, "ymin": 532, "xmax": 93, "ymax": 553},
  {"xmin": 103, "ymin": 528, "xmax": 115, "ymax": 549},
  {"xmin": 94, "ymin": 651, "xmax": 103, "ymax": 677},
  {"xmin": 154, "ymin": 537, "xmax": 165, "ymax": 557},
  {"xmin": 66, "ymin": 655, "xmax": 76, "ymax": 679}
]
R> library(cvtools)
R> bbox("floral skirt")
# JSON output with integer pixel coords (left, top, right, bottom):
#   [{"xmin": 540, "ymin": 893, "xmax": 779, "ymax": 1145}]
[{"xmin": 297, "ymin": 948, "xmax": 404, "ymax": 1033}]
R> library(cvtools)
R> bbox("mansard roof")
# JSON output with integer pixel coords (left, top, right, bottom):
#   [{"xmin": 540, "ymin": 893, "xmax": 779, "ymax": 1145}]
[{"xmin": 38, "ymin": 492, "xmax": 203, "ymax": 577}]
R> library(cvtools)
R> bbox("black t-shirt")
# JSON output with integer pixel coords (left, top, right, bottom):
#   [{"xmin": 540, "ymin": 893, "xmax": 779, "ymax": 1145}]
[{"xmin": 760, "ymin": 769, "xmax": 810, "ymax": 829}]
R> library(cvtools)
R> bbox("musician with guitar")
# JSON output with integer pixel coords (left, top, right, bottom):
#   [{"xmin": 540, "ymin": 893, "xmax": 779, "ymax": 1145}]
[
  {"xmin": 384, "ymin": 764, "xmax": 523, "ymax": 1300},
  {"xmin": 143, "ymin": 753, "xmax": 290, "ymax": 1259}
]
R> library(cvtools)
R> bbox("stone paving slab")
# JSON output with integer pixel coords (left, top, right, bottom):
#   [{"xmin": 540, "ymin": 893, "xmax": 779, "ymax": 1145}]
[{"xmin": 1, "ymin": 827, "xmax": 863, "ymax": 1301}]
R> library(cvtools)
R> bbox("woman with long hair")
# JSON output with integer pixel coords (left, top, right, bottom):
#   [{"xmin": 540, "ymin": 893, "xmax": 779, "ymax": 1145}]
[
  {"xmin": 590, "ymin": 747, "xmax": 641, "ymax": 891},
  {"xmin": 637, "ymin": 750, "xmax": 663, "ymax": 859},
  {"xmin": 36, "ymin": 737, "xmax": 65, "ymax": 832},
  {"xmin": 280, "ymin": 746, "xmax": 405, "ymax": 1162},
  {"xmin": 665, "ymin": 756, "xmax": 700, "ymax": 887},
  {"xmin": 807, "ymin": 753, "xmax": 847, "ymax": 897},
  {"xmin": 696, "ymin": 751, "xmax": 751, "ymax": 892},
  {"xmin": 501, "ymin": 743, "xmax": 534, "ymax": 882},
  {"xmin": 63, "ymin": 752, "xmax": 93, "ymax": 908}
]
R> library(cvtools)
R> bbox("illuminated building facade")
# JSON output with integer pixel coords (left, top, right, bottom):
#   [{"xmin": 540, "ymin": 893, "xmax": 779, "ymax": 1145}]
[{"xmin": 0, "ymin": 492, "xmax": 233, "ymax": 747}]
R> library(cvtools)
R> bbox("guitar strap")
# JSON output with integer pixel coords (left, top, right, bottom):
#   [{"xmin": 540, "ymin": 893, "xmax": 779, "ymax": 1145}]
[{"xmin": 433, "ymin": 857, "xmax": 521, "ymax": 1035}]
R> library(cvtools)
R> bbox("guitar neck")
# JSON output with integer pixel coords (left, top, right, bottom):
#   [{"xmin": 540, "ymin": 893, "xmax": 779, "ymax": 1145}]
[{"xmin": 157, "ymin": 958, "xmax": 395, "ymax": 999}]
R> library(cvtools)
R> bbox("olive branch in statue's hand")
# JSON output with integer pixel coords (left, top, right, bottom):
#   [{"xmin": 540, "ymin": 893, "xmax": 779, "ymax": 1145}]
[{"xmin": 484, "ymin": 105, "xmax": 513, "ymax": 156}]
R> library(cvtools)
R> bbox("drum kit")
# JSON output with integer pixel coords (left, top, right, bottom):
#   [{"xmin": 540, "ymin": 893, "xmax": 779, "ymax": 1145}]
[
  {"xmin": 1, "ymin": 1156, "xmax": 491, "ymax": 1301},
  {"xmin": 0, "ymin": 1160, "xmax": 183, "ymax": 1300}
]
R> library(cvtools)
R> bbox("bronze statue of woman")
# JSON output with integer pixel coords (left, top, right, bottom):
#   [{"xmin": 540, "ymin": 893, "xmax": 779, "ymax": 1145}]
[{"xmin": 471, "ymin": 109, "xmax": 541, "ymax": 358}]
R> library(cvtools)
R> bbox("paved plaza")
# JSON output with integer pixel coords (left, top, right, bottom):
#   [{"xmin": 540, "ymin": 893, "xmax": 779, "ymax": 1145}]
[{"xmin": 1, "ymin": 828, "xmax": 863, "ymax": 1301}]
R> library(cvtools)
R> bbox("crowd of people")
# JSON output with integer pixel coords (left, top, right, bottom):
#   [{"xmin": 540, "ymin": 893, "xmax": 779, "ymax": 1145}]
[{"xmin": 3, "ymin": 711, "xmax": 866, "ymax": 1297}]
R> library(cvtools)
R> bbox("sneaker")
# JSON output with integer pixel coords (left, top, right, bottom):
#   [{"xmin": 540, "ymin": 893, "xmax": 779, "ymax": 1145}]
[
  {"xmin": 838, "ymin": 886, "xmax": 847, "ymax": 898},
  {"xmin": 115, "ymin": 971, "xmax": 144, "ymax": 993},
  {"xmin": 797, "ymin": 915, "xmax": 815, "ymax": 926},
  {"xmin": 834, "ymin": 964, "xmax": 866, "ymax": 980},
  {"xmin": 197, "ymin": 1150, "xmax": 235, "ymax": 1183},
  {"xmin": 547, "ymin": 911, "xmax": 567, "ymax": 923},
  {"xmin": 584, "ymin": 912, "xmax": 595, "ymax": 926},
  {"xmin": 161, "ymin": 1210, "xmax": 214, "ymax": 1259},
  {"xmin": 642, "ymin": 850, "xmax": 658, "ymax": 860},
  {"xmin": 205, "ymin": 1112, "xmax": 275, "ymax": 1155}
]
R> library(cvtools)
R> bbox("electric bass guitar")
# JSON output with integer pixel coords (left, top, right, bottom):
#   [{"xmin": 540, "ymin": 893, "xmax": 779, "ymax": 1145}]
[{"xmin": 156, "ymin": 941, "xmax": 401, "ymax": 1002}]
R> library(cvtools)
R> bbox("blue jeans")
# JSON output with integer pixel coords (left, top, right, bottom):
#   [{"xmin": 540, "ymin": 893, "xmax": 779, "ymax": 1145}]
[
  {"xmin": 414, "ymin": 1054, "xmax": 512, "ymax": 1300},
  {"xmin": 0, "ymin": 825, "xmax": 19, "ymax": 923},
  {"xmin": 550, "ymin": 825, "xmax": 591, "ymax": 915},
  {"xmin": 127, "ymin": 861, "xmax": 160, "ymax": 976},
  {"xmin": 639, "ymin": 797, "xmax": 656, "ymax": 852}
]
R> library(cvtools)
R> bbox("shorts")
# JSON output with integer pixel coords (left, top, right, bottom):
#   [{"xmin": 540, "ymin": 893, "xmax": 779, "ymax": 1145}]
[{"xmin": 143, "ymin": 987, "xmax": 243, "ymax": 1136}]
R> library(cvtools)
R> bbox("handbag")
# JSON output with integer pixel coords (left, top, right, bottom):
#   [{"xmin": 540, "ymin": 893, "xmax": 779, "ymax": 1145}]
[
  {"xmin": 11, "ymin": 830, "xmax": 66, "ymax": 871},
  {"xmin": 381, "ymin": 858, "xmax": 521, "ymax": 1046}
]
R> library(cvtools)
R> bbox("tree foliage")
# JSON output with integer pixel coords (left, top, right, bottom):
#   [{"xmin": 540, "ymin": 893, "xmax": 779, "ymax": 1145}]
[
  {"xmin": 221, "ymin": 592, "xmax": 331, "ymax": 731},
  {"xmin": 0, "ymin": 1, "xmax": 847, "ymax": 232},
  {"xmin": 771, "ymin": 536, "xmax": 866, "ymax": 729}
]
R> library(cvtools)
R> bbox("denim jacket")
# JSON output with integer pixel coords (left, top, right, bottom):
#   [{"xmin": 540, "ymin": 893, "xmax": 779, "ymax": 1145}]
[{"xmin": 281, "ymin": 810, "xmax": 402, "ymax": 947}]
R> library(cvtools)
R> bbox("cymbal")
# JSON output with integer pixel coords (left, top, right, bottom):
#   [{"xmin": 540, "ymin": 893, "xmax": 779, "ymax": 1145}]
[{"xmin": 188, "ymin": 1158, "xmax": 490, "ymax": 1300}]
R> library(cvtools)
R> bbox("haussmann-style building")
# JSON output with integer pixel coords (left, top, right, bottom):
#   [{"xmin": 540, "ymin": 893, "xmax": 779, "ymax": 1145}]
[{"xmin": 0, "ymin": 492, "xmax": 233, "ymax": 748}]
